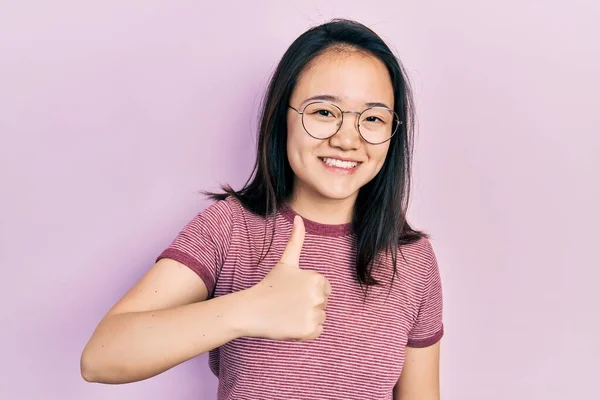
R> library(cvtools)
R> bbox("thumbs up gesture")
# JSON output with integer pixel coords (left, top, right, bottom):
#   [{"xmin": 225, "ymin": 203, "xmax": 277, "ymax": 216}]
[{"xmin": 245, "ymin": 216, "xmax": 332, "ymax": 341}]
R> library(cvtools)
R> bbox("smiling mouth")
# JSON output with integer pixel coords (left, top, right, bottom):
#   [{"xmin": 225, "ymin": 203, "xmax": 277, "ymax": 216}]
[{"xmin": 319, "ymin": 157, "xmax": 361, "ymax": 170}]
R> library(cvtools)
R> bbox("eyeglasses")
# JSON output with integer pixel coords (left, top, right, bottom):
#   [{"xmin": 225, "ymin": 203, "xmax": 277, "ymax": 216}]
[{"xmin": 288, "ymin": 101, "xmax": 401, "ymax": 145}]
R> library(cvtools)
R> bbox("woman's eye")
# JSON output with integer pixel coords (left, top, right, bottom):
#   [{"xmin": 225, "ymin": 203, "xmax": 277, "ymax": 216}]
[
  {"xmin": 316, "ymin": 109, "xmax": 333, "ymax": 117},
  {"xmin": 365, "ymin": 116, "xmax": 384, "ymax": 123}
]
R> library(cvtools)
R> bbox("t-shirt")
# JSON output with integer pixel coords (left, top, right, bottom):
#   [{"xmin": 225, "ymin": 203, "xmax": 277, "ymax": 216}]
[{"xmin": 157, "ymin": 196, "xmax": 444, "ymax": 400}]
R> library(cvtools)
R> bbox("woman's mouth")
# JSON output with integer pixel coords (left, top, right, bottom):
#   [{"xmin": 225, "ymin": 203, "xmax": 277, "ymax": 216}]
[{"xmin": 319, "ymin": 157, "xmax": 361, "ymax": 174}]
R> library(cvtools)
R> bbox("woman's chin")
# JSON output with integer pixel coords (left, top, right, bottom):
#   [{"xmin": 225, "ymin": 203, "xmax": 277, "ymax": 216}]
[{"xmin": 315, "ymin": 186, "xmax": 360, "ymax": 201}]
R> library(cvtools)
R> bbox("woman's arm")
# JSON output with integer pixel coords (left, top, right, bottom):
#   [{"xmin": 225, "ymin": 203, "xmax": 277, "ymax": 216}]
[
  {"xmin": 80, "ymin": 258, "xmax": 255, "ymax": 384},
  {"xmin": 81, "ymin": 216, "xmax": 328, "ymax": 384},
  {"xmin": 393, "ymin": 342, "xmax": 441, "ymax": 400}
]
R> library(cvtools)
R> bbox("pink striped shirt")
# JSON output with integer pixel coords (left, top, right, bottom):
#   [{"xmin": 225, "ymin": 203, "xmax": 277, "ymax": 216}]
[{"xmin": 158, "ymin": 196, "xmax": 444, "ymax": 400}]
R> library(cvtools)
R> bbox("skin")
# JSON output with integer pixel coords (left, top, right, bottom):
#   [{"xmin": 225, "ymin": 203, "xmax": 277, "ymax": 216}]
[{"xmin": 80, "ymin": 48, "xmax": 440, "ymax": 399}]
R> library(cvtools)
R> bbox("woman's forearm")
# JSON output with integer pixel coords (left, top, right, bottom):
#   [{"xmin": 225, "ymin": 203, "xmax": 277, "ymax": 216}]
[{"xmin": 80, "ymin": 288, "xmax": 254, "ymax": 384}]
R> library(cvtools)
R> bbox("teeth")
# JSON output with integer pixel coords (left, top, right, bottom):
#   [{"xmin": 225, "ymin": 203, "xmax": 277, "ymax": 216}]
[{"xmin": 322, "ymin": 157, "xmax": 358, "ymax": 169}]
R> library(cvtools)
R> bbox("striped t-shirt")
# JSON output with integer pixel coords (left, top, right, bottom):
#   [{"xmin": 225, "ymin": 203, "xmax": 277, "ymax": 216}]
[{"xmin": 158, "ymin": 196, "xmax": 444, "ymax": 400}]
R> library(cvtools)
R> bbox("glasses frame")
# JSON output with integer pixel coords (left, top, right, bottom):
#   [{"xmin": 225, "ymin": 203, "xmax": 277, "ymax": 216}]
[{"xmin": 288, "ymin": 101, "xmax": 402, "ymax": 145}]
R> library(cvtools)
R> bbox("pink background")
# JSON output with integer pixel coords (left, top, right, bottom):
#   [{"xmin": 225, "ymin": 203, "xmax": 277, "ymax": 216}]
[{"xmin": 1, "ymin": 1, "xmax": 598, "ymax": 399}]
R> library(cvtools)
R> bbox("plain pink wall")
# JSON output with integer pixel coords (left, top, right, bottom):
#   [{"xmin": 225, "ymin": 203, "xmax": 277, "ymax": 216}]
[{"xmin": 1, "ymin": 1, "xmax": 598, "ymax": 399}]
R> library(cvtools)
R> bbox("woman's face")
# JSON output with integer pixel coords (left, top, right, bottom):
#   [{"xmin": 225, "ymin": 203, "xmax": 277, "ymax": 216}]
[{"xmin": 287, "ymin": 49, "xmax": 394, "ymax": 203}]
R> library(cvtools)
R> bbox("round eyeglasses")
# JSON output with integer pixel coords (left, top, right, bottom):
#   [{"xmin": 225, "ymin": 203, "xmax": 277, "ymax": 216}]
[{"xmin": 289, "ymin": 101, "xmax": 401, "ymax": 145}]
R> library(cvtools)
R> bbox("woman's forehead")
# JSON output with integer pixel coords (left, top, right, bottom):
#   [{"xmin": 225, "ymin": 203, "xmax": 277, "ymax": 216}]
[{"xmin": 293, "ymin": 50, "xmax": 394, "ymax": 108}]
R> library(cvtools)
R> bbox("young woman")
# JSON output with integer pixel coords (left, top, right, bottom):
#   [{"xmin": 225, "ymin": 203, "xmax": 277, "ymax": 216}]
[{"xmin": 81, "ymin": 19, "xmax": 444, "ymax": 400}]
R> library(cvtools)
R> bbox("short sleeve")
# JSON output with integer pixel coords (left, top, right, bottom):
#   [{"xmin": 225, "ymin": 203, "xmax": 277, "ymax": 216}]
[
  {"xmin": 406, "ymin": 240, "xmax": 444, "ymax": 348},
  {"xmin": 156, "ymin": 199, "xmax": 233, "ymax": 298}
]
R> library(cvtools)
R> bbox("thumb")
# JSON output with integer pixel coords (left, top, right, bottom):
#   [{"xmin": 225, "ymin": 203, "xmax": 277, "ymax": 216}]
[{"xmin": 280, "ymin": 215, "xmax": 305, "ymax": 267}]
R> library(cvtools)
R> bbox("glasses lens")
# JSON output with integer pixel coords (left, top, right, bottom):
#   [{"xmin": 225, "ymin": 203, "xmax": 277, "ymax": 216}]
[
  {"xmin": 302, "ymin": 102, "xmax": 342, "ymax": 139},
  {"xmin": 359, "ymin": 107, "xmax": 399, "ymax": 144}
]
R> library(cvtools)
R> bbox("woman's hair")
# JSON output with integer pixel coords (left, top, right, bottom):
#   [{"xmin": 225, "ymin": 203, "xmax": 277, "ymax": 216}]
[{"xmin": 208, "ymin": 18, "xmax": 427, "ymax": 289}]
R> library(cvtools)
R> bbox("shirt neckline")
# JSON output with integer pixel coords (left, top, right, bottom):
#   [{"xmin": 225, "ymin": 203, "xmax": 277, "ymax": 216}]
[{"xmin": 279, "ymin": 202, "xmax": 354, "ymax": 237}]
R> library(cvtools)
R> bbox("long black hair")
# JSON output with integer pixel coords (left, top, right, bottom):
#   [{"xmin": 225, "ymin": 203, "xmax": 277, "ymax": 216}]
[{"xmin": 208, "ymin": 19, "xmax": 427, "ymax": 288}]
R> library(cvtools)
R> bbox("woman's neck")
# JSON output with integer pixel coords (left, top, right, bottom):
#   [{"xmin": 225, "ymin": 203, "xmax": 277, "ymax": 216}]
[{"xmin": 287, "ymin": 187, "xmax": 356, "ymax": 225}]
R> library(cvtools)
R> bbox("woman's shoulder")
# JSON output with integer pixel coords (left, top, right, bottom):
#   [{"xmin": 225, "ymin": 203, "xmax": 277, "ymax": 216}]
[
  {"xmin": 400, "ymin": 236, "xmax": 435, "ymax": 257},
  {"xmin": 200, "ymin": 195, "xmax": 247, "ymax": 218},
  {"xmin": 198, "ymin": 195, "xmax": 265, "ymax": 230},
  {"xmin": 397, "ymin": 236, "xmax": 439, "ymax": 277}
]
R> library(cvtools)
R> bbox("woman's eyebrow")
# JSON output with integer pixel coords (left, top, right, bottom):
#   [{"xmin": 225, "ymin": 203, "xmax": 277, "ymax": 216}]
[
  {"xmin": 301, "ymin": 94, "xmax": 341, "ymax": 105},
  {"xmin": 365, "ymin": 101, "xmax": 392, "ymax": 109},
  {"xmin": 301, "ymin": 95, "xmax": 392, "ymax": 110}
]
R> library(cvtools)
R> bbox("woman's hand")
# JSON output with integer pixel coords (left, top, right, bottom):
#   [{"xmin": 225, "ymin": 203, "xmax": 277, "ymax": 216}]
[{"xmin": 246, "ymin": 216, "xmax": 332, "ymax": 341}]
